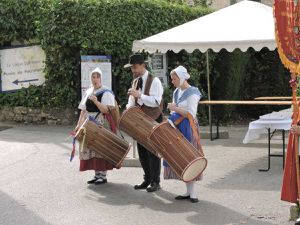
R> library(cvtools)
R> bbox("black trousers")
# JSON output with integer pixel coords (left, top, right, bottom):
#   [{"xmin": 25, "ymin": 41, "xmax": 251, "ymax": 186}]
[{"xmin": 137, "ymin": 114, "xmax": 162, "ymax": 184}]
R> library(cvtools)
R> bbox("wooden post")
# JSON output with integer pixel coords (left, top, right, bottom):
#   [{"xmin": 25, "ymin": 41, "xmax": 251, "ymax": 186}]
[{"xmin": 206, "ymin": 51, "xmax": 213, "ymax": 140}]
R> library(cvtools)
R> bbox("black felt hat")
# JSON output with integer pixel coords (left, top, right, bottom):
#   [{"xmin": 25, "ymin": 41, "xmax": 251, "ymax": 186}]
[{"xmin": 124, "ymin": 54, "xmax": 148, "ymax": 68}]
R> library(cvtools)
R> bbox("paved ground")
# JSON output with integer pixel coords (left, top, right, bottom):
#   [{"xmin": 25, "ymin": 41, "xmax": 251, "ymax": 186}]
[{"xmin": 0, "ymin": 122, "xmax": 295, "ymax": 225}]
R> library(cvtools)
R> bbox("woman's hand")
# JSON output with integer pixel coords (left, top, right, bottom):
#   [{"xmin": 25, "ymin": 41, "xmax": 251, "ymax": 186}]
[
  {"xmin": 167, "ymin": 103, "xmax": 177, "ymax": 111},
  {"xmin": 89, "ymin": 95, "xmax": 98, "ymax": 103}
]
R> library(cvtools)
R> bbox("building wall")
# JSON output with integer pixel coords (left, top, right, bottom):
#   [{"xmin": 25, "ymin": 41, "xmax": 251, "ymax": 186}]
[{"xmin": 208, "ymin": 0, "xmax": 273, "ymax": 10}]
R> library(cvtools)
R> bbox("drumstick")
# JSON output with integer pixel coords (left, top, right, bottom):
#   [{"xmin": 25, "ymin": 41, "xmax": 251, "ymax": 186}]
[{"xmin": 167, "ymin": 119, "xmax": 176, "ymax": 129}]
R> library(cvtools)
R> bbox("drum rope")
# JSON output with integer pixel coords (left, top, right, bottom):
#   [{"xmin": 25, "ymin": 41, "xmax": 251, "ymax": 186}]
[
  {"xmin": 152, "ymin": 132, "xmax": 184, "ymax": 171},
  {"xmin": 79, "ymin": 128, "xmax": 87, "ymax": 153}
]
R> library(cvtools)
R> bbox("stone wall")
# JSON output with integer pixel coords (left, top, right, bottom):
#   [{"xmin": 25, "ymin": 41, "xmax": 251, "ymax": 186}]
[{"xmin": 0, "ymin": 106, "xmax": 78, "ymax": 125}]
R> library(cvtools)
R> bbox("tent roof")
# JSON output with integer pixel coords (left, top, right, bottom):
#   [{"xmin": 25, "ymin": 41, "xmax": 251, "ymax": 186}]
[{"xmin": 132, "ymin": 0, "xmax": 276, "ymax": 53}]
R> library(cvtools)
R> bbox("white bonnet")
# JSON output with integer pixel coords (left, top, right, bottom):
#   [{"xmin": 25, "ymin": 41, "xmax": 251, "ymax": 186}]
[
  {"xmin": 90, "ymin": 67, "xmax": 102, "ymax": 78},
  {"xmin": 171, "ymin": 65, "xmax": 190, "ymax": 85}
]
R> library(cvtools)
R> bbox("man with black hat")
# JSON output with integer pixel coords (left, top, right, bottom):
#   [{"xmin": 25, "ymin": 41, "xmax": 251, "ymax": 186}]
[{"xmin": 124, "ymin": 53, "xmax": 164, "ymax": 192}]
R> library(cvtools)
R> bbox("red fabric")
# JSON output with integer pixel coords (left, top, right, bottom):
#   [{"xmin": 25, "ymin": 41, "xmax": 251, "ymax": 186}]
[
  {"xmin": 80, "ymin": 157, "xmax": 115, "ymax": 171},
  {"xmin": 274, "ymin": 1, "xmax": 300, "ymax": 64},
  {"xmin": 275, "ymin": 0, "xmax": 300, "ymax": 204},
  {"xmin": 281, "ymin": 83, "xmax": 299, "ymax": 203},
  {"xmin": 281, "ymin": 130, "xmax": 298, "ymax": 203},
  {"xmin": 104, "ymin": 113, "xmax": 117, "ymax": 134}
]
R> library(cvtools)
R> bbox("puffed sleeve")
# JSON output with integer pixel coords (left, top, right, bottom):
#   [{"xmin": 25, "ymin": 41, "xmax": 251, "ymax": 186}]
[
  {"xmin": 186, "ymin": 94, "xmax": 201, "ymax": 118},
  {"xmin": 101, "ymin": 91, "xmax": 115, "ymax": 107},
  {"xmin": 78, "ymin": 91, "xmax": 88, "ymax": 111}
]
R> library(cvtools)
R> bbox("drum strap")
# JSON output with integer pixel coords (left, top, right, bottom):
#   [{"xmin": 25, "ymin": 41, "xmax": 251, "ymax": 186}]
[
  {"xmin": 107, "ymin": 107, "xmax": 125, "ymax": 140},
  {"xmin": 174, "ymin": 113, "xmax": 204, "ymax": 156},
  {"xmin": 94, "ymin": 112, "xmax": 100, "ymax": 120},
  {"xmin": 174, "ymin": 117, "xmax": 185, "ymax": 126},
  {"xmin": 187, "ymin": 113, "xmax": 204, "ymax": 156},
  {"xmin": 186, "ymin": 113, "xmax": 200, "ymax": 146}
]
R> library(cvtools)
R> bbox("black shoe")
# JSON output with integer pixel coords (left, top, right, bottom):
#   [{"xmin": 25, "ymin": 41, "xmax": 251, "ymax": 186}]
[
  {"xmin": 94, "ymin": 178, "xmax": 107, "ymax": 185},
  {"xmin": 175, "ymin": 195, "xmax": 190, "ymax": 200},
  {"xmin": 190, "ymin": 198, "xmax": 199, "ymax": 203},
  {"xmin": 134, "ymin": 181, "xmax": 150, "ymax": 190},
  {"xmin": 87, "ymin": 177, "xmax": 99, "ymax": 184},
  {"xmin": 295, "ymin": 217, "xmax": 300, "ymax": 225},
  {"xmin": 146, "ymin": 183, "xmax": 161, "ymax": 192}
]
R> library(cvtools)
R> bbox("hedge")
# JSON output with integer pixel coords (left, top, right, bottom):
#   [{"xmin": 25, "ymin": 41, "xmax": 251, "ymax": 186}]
[
  {"xmin": 0, "ymin": 0, "xmax": 292, "ymax": 124},
  {"xmin": 0, "ymin": 0, "xmax": 211, "ymax": 108}
]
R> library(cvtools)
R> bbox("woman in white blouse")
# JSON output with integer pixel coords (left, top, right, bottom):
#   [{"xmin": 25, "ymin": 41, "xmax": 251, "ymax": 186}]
[
  {"xmin": 165, "ymin": 65, "xmax": 204, "ymax": 203},
  {"xmin": 75, "ymin": 67, "xmax": 117, "ymax": 185}
]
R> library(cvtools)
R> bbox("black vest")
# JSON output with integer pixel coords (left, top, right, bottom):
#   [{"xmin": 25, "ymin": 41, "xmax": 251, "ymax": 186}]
[{"xmin": 86, "ymin": 93, "xmax": 104, "ymax": 112}]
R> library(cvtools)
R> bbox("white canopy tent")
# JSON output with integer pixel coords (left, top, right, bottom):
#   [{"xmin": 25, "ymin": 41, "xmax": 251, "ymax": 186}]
[
  {"xmin": 133, "ymin": 0, "xmax": 275, "ymax": 54},
  {"xmin": 132, "ymin": 0, "xmax": 276, "ymax": 101},
  {"xmin": 132, "ymin": 0, "xmax": 276, "ymax": 139}
]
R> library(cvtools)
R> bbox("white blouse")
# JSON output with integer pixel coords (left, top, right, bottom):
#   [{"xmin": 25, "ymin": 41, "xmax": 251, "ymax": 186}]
[
  {"xmin": 173, "ymin": 88, "xmax": 201, "ymax": 118},
  {"xmin": 126, "ymin": 70, "xmax": 164, "ymax": 109},
  {"xmin": 78, "ymin": 86, "xmax": 115, "ymax": 111}
]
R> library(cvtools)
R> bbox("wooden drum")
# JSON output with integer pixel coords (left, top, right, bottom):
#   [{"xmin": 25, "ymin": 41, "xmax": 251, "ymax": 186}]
[
  {"xmin": 75, "ymin": 118, "xmax": 130, "ymax": 167},
  {"xmin": 148, "ymin": 121, "xmax": 207, "ymax": 182},
  {"xmin": 118, "ymin": 106, "xmax": 160, "ymax": 157}
]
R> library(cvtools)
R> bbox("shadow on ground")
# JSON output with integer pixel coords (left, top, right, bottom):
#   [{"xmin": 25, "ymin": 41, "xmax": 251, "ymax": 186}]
[
  {"xmin": 206, "ymin": 156, "xmax": 284, "ymax": 192},
  {"xmin": 0, "ymin": 191, "xmax": 52, "ymax": 225},
  {"xmin": 86, "ymin": 183, "xmax": 276, "ymax": 225}
]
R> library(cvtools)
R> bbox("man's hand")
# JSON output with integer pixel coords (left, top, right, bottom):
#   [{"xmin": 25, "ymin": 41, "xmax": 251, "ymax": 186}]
[{"xmin": 128, "ymin": 88, "xmax": 141, "ymax": 98}]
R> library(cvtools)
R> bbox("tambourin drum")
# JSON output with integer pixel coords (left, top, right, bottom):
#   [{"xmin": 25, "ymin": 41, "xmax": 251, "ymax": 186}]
[
  {"xmin": 118, "ymin": 106, "xmax": 160, "ymax": 157},
  {"xmin": 148, "ymin": 121, "xmax": 207, "ymax": 182},
  {"xmin": 75, "ymin": 118, "xmax": 130, "ymax": 167}
]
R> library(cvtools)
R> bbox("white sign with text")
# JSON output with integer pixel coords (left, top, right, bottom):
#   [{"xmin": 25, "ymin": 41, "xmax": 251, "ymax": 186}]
[
  {"xmin": 0, "ymin": 45, "xmax": 46, "ymax": 92},
  {"xmin": 80, "ymin": 55, "xmax": 112, "ymax": 97},
  {"xmin": 149, "ymin": 53, "xmax": 168, "ymax": 87}
]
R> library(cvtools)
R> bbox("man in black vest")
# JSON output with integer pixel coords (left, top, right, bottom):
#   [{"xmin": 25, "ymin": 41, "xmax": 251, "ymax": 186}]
[{"xmin": 125, "ymin": 54, "xmax": 164, "ymax": 192}]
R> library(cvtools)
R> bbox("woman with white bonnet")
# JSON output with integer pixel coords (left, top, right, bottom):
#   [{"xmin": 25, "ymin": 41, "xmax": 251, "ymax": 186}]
[
  {"xmin": 165, "ymin": 65, "xmax": 205, "ymax": 203},
  {"xmin": 75, "ymin": 67, "xmax": 118, "ymax": 185}
]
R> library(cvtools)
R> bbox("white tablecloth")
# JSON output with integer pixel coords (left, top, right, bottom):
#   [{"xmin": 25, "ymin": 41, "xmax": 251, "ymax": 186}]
[{"xmin": 243, "ymin": 108, "xmax": 292, "ymax": 144}]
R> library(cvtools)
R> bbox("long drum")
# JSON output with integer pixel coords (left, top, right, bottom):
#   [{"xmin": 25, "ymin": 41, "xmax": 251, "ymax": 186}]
[
  {"xmin": 149, "ymin": 121, "xmax": 207, "ymax": 182},
  {"xmin": 75, "ymin": 118, "xmax": 130, "ymax": 167},
  {"xmin": 118, "ymin": 106, "xmax": 160, "ymax": 157}
]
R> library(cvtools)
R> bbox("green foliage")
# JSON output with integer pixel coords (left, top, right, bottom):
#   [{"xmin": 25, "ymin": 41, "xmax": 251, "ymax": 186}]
[
  {"xmin": 0, "ymin": 0, "xmax": 42, "ymax": 45},
  {"xmin": 0, "ymin": 0, "xmax": 211, "ymax": 108},
  {"xmin": 223, "ymin": 49, "xmax": 251, "ymax": 117},
  {"xmin": 0, "ymin": 0, "xmax": 292, "ymax": 124},
  {"xmin": 164, "ymin": 0, "xmax": 208, "ymax": 6},
  {"xmin": 240, "ymin": 48, "xmax": 291, "ymax": 118},
  {"xmin": 212, "ymin": 48, "xmax": 291, "ymax": 123},
  {"xmin": 0, "ymin": 85, "xmax": 45, "ymax": 107}
]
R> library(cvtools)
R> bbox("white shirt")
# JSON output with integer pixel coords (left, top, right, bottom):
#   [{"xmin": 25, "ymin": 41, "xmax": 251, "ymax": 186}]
[
  {"xmin": 78, "ymin": 86, "xmax": 115, "ymax": 111},
  {"xmin": 126, "ymin": 70, "xmax": 163, "ymax": 109},
  {"xmin": 173, "ymin": 87, "xmax": 200, "ymax": 118}
]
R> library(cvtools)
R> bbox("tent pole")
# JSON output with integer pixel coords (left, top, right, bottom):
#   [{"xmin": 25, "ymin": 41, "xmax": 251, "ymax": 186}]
[{"xmin": 206, "ymin": 50, "xmax": 212, "ymax": 140}]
